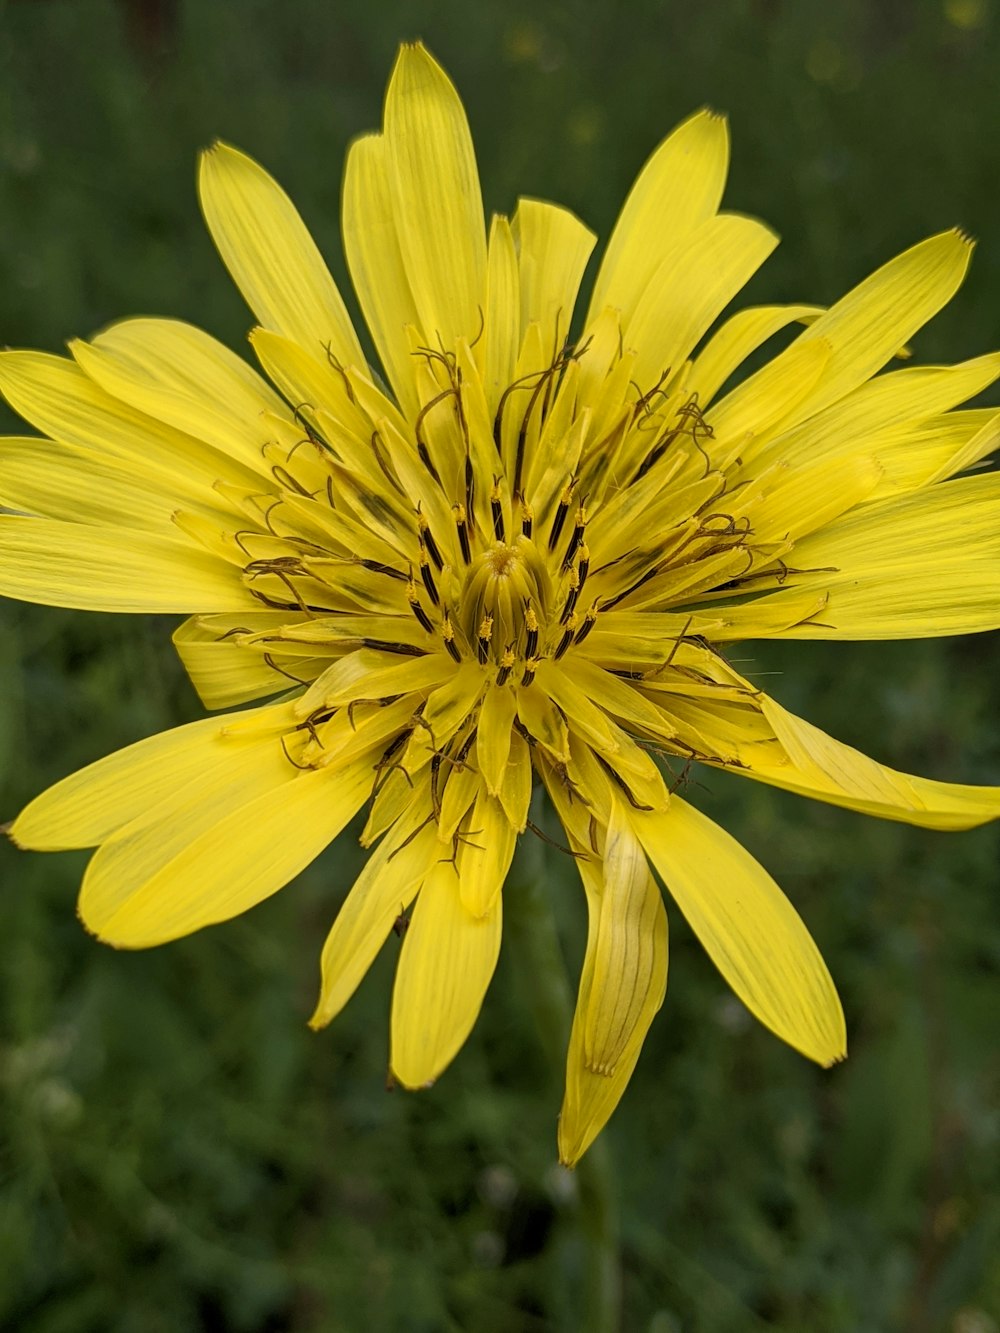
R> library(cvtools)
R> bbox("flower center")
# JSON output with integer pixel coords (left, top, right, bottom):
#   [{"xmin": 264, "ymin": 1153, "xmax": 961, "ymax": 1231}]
[{"xmin": 457, "ymin": 538, "xmax": 550, "ymax": 668}]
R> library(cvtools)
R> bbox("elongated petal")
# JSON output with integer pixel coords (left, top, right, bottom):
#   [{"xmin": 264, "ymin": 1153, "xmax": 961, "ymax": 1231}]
[
  {"xmin": 0, "ymin": 515, "xmax": 252, "ymax": 612},
  {"xmin": 198, "ymin": 141, "xmax": 364, "ymax": 368},
  {"xmin": 390, "ymin": 862, "xmax": 502, "ymax": 1087},
  {"xmin": 482, "ymin": 214, "xmax": 520, "ymax": 410},
  {"xmin": 384, "ymin": 42, "xmax": 486, "ymax": 350},
  {"xmin": 559, "ymin": 818, "xmax": 667, "ymax": 1166},
  {"xmin": 0, "ymin": 436, "xmax": 224, "ymax": 531},
  {"xmin": 748, "ymin": 353, "xmax": 1000, "ymax": 476},
  {"xmin": 172, "ymin": 616, "xmax": 321, "ymax": 709},
  {"xmin": 769, "ymin": 472, "xmax": 1000, "ymax": 637},
  {"xmin": 771, "ymin": 229, "xmax": 973, "ymax": 427},
  {"xmin": 0, "ymin": 350, "xmax": 263, "ymax": 488},
  {"xmin": 688, "ymin": 303, "xmax": 823, "ymax": 404},
  {"xmin": 626, "ymin": 214, "xmax": 779, "ymax": 390},
  {"xmin": 9, "ymin": 703, "xmax": 292, "ymax": 850},
  {"xmin": 512, "ymin": 199, "xmax": 595, "ymax": 356},
  {"xmin": 342, "ymin": 132, "xmax": 422, "ymax": 414},
  {"xmin": 72, "ymin": 319, "xmax": 285, "ymax": 469},
  {"xmin": 477, "ymin": 683, "xmax": 518, "ymax": 796},
  {"xmin": 636, "ymin": 797, "xmax": 846, "ymax": 1065},
  {"xmin": 457, "ymin": 787, "xmax": 517, "ymax": 917},
  {"xmin": 80, "ymin": 753, "xmax": 374, "ymax": 947},
  {"xmin": 310, "ymin": 814, "xmax": 440, "ymax": 1028},
  {"xmin": 588, "ymin": 108, "xmax": 729, "ymax": 325},
  {"xmin": 735, "ymin": 696, "xmax": 1000, "ymax": 830}
]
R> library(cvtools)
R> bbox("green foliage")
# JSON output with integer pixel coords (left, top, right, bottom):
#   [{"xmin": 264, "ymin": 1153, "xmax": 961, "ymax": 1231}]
[{"xmin": 2, "ymin": 2, "xmax": 999, "ymax": 1329}]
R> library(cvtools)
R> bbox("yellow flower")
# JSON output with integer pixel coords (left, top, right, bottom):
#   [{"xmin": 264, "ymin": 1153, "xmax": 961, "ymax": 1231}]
[{"xmin": 4, "ymin": 44, "xmax": 1000, "ymax": 1165}]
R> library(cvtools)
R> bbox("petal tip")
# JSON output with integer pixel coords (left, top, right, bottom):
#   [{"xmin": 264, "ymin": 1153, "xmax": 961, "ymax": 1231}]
[{"xmin": 2, "ymin": 818, "xmax": 24, "ymax": 850}]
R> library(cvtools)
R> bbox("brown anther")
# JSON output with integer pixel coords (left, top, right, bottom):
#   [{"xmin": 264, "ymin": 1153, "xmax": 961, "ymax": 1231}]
[
  {"xmin": 490, "ymin": 477, "xmax": 505, "ymax": 541},
  {"xmin": 416, "ymin": 508, "xmax": 444, "ymax": 571},
  {"xmin": 441, "ymin": 612, "xmax": 462, "ymax": 663},
  {"xmin": 559, "ymin": 568, "xmax": 581, "ymax": 625},
  {"xmin": 548, "ymin": 478, "xmax": 576, "ymax": 551},
  {"xmin": 476, "ymin": 613, "xmax": 494, "ymax": 665},
  {"xmin": 576, "ymin": 542, "xmax": 591, "ymax": 590},
  {"xmin": 562, "ymin": 507, "xmax": 587, "ymax": 569},
  {"xmin": 453, "ymin": 503, "xmax": 472, "ymax": 564},
  {"xmin": 521, "ymin": 657, "xmax": 540, "ymax": 687},
  {"xmin": 496, "ymin": 645, "xmax": 516, "ymax": 687},
  {"xmin": 574, "ymin": 603, "xmax": 598, "ymax": 645},
  {"xmin": 524, "ymin": 603, "xmax": 539, "ymax": 659},
  {"xmin": 554, "ymin": 612, "xmax": 579, "ymax": 659},
  {"xmin": 521, "ymin": 502, "xmax": 534, "ymax": 539},
  {"xmin": 406, "ymin": 578, "xmax": 435, "ymax": 634}
]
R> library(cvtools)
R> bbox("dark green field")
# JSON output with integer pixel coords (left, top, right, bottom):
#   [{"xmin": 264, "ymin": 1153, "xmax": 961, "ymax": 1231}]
[{"xmin": 1, "ymin": 2, "xmax": 999, "ymax": 1330}]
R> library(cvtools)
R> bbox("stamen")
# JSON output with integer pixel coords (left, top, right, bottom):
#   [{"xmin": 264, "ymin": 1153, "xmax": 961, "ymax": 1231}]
[
  {"xmin": 574, "ymin": 603, "xmax": 598, "ymax": 645},
  {"xmin": 562, "ymin": 506, "xmax": 587, "ymax": 569},
  {"xmin": 521, "ymin": 657, "xmax": 540, "ymax": 687},
  {"xmin": 548, "ymin": 478, "xmax": 575, "ymax": 551},
  {"xmin": 464, "ymin": 453, "xmax": 475, "ymax": 521},
  {"xmin": 418, "ymin": 542, "xmax": 439, "ymax": 604},
  {"xmin": 490, "ymin": 477, "xmax": 505, "ymax": 541},
  {"xmin": 361, "ymin": 638, "xmax": 425, "ymax": 657},
  {"xmin": 524, "ymin": 604, "xmax": 539, "ymax": 659},
  {"xmin": 554, "ymin": 612, "xmax": 578, "ymax": 659},
  {"xmin": 441, "ymin": 611, "xmax": 462, "ymax": 663},
  {"xmin": 453, "ymin": 503, "xmax": 472, "ymax": 564},
  {"xmin": 521, "ymin": 503, "xmax": 533, "ymax": 539},
  {"xmin": 417, "ymin": 508, "xmax": 444, "ymax": 571},
  {"xmin": 476, "ymin": 613, "xmax": 494, "ymax": 665},
  {"xmin": 576, "ymin": 542, "xmax": 590, "ymax": 591},
  {"xmin": 559, "ymin": 569, "xmax": 581, "ymax": 624},
  {"xmin": 406, "ymin": 578, "xmax": 435, "ymax": 633},
  {"xmin": 496, "ymin": 645, "xmax": 516, "ymax": 687}
]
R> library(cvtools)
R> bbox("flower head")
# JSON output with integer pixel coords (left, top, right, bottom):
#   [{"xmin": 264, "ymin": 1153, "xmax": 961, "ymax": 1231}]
[{"xmin": 4, "ymin": 44, "xmax": 1000, "ymax": 1164}]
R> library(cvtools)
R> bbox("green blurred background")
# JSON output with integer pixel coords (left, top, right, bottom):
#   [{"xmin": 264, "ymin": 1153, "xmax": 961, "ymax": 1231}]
[{"xmin": 1, "ymin": 2, "xmax": 999, "ymax": 1330}]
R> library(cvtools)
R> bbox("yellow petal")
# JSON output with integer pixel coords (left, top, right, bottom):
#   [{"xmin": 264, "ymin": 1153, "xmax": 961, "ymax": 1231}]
[
  {"xmin": 310, "ymin": 813, "xmax": 440, "ymax": 1029},
  {"xmin": 770, "ymin": 229, "xmax": 974, "ymax": 427},
  {"xmin": 512, "ymin": 198, "xmax": 596, "ymax": 357},
  {"xmin": 737, "ymin": 452, "xmax": 882, "ymax": 547},
  {"xmin": 748, "ymin": 352, "xmax": 1000, "ymax": 476},
  {"xmin": 687, "ymin": 303, "xmax": 824, "ymax": 404},
  {"xmin": 383, "ymin": 42, "xmax": 487, "ymax": 351},
  {"xmin": 559, "ymin": 817, "xmax": 668, "ymax": 1166},
  {"xmin": 636, "ymin": 796, "xmax": 846, "ymax": 1065},
  {"xmin": 298, "ymin": 649, "xmax": 455, "ymax": 716},
  {"xmin": 499, "ymin": 731, "xmax": 533, "ymax": 832},
  {"xmin": 9, "ymin": 703, "xmax": 293, "ymax": 850},
  {"xmin": 402, "ymin": 663, "xmax": 485, "ymax": 767},
  {"xmin": 0, "ymin": 349, "xmax": 263, "ymax": 488},
  {"xmin": 533, "ymin": 660, "xmax": 621, "ymax": 756},
  {"xmin": 81, "ymin": 753, "xmax": 375, "ymax": 948},
  {"xmin": 738, "ymin": 695, "xmax": 1000, "ymax": 830},
  {"xmin": 771, "ymin": 472, "xmax": 1000, "ymax": 637},
  {"xmin": 342, "ymin": 132, "xmax": 422, "ymax": 414},
  {"xmin": 477, "ymin": 683, "xmax": 518, "ymax": 796},
  {"xmin": 706, "ymin": 337, "xmax": 831, "ymax": 461},
  {"xmin": 0, "ymin": 515, "xmax": 253, "ymax": 612},
  {"xmin": 0, "ymin": 436, "xmax": 224, "ymax": 531},
  {"xmin": 482, "ymin": 214, "xmax": 520, "ymax": 412},
  {"xmin": 626, "ymin": 213, "xmax": 779, "ymax": 391},
  {"xmin": 588, "ymin": 108, "xmax": 729, "ymax": 326},
  {"xmin": 390, "ymin": 861, "xmax": 502, "ymax": 1087},
  {"xmin": 198, "ymin": 141, "xmax": 364, "ymax": 368},
  {"xmin": 172, "ymin": 616, "xmax": 322, "ymax": 709},
  {"xmin": 457, "ymin": 787, "xmax": 517, "ymax": 917},
  {"xmin": 71, "ymin": 319, "xmax": 285, "ymax": 469}
]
